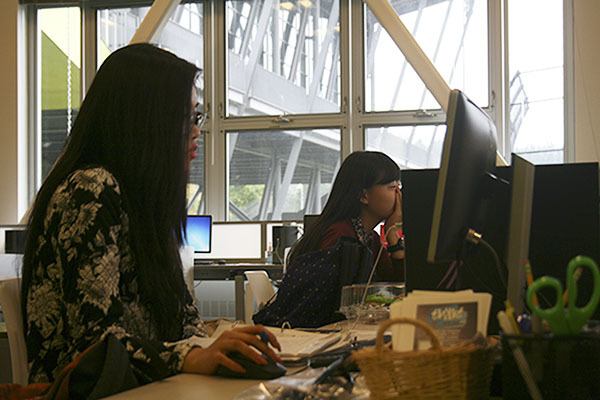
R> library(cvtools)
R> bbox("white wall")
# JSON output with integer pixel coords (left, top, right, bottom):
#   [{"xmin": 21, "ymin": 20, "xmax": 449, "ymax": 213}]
[
  {"xmin": 574, "ymin": 0, "xmax": 600, "ymax": 162},
  {"xmin": 0, "ymin": 0, "xmax": 27, "ymax": 225}
]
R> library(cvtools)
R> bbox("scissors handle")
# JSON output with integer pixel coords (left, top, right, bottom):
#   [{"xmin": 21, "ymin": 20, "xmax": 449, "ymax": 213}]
[
  {"xmin": 565, "ymin": 256, "xmax": 600, "ymax": 334},
  {"xmin": 527, "ymin": 276, "xmax": 570, "ymax": 335}
]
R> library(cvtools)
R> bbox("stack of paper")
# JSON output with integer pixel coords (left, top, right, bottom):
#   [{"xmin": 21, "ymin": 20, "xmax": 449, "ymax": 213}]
[
  {"xmin": 265, "ymin": 328, "xmax": 342, "ymax": 361},
  {"xmin": 390, "ymin": 290, "xmax": 492, "ymax": 351},
  {"xmin": 195, "ymin": 320, "xmax": 342, "ymax": 361}
]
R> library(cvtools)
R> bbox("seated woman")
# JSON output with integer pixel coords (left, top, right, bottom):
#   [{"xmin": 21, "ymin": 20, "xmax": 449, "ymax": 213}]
[
  {"xmin": 254, "ymin": 151, "xmax": 404, "ymax": 328},
  {"xmin": 21, "ymin": 44, "xmax": 279, "ymax": 387},
  {"xmin": 290, "ymin": 151, "xmax": 404, "ymax": 280}
]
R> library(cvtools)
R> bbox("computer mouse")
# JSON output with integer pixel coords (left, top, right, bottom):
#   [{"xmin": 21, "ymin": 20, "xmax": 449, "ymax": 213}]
[{"xmin": 215, "ymin": 351, "xmax": 287, "ymax": 380}]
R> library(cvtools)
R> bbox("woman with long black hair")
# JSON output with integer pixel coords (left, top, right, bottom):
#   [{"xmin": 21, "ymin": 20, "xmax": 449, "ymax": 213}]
[
  {"xmin": 289, "ymin": 151, "xmax": 405, "ymax": 281},
  {"xmin": 21, "ymin": 43, "xmax": 279, "ymax": 385},
  {"xmin": 254, "ymin": 151, "xmax": 404, "ymax": 328}
]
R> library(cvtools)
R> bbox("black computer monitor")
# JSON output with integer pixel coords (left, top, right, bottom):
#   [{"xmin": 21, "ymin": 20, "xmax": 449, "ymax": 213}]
[
  {"xmin": 427, "ymin": 89, "xmax": 498, "ymax": 264},
  {"xmin": 185, "ymin": 215, "xmax": 212, "ymax": 253},
  {"xmin": 303, "ymin": 214, "xmax": 320, "ymax": 237}
]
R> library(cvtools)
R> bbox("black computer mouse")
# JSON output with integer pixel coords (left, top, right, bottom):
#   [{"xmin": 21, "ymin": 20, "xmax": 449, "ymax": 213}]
[{"xmin": 215, "ymin": 351, "xmax": 287, "ymax": 380}]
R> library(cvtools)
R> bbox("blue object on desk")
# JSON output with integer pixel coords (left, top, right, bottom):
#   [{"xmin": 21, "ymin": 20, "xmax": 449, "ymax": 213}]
[
  {"xmin": 517, "ymin": 313, "xmax": 532, "ymax": 334},
  {"xmin": 526, "ymin": 256, "xmax": 600, "ymax": 335}
]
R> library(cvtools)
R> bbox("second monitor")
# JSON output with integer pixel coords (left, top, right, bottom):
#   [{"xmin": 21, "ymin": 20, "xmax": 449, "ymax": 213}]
[{"xmin": 185, "ymin": 215, "xmax": 212, "ymax": 253}]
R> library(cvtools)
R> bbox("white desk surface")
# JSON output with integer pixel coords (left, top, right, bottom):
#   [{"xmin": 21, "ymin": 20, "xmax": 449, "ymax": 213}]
[
  {"xmin": 104, "ymin": 373, "xmax": 262, "ymax": 399},
  {"xmin": 105, "ymin": 323, "xmax": 380, "ymax": 399}
]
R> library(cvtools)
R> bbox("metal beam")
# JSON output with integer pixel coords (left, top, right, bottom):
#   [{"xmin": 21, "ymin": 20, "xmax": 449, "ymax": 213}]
[
  {"xmin": 129, "ymin": 0, "xmax": 180, "ymax": 44},
  {"xmin": 308, "ymin": 0, "xmax": 339, "ymax": 110},
  {"xmin": 271, "ymin": 136, "xmax": 303, "ymax": 219},
  {"xmin": 244, "ymin": 0, "xmax": 276, "ymax": 96},
  {"xmin": 239, "ymin": 1, "xmax": 260, "ymax": 59},
  {"xmin": 258, "ymin": 155, "xmax": 278, "ymax": 220},
  {"xmin": 288, "ymin": 7, "xmax": 309, "ymax": 82},
  {"xmin": 364, "ymin": 0, "xmax": 451, "ymax": 111}
]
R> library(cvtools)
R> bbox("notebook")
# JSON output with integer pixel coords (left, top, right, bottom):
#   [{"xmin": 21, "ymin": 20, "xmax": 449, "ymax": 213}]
[
  {"xmin": 197, "ymin": 321, "xmax": 342, "ymax": 361},
  {"xmin": 266, "ymin": 328, "xmax": 342, "ymax": 361}
]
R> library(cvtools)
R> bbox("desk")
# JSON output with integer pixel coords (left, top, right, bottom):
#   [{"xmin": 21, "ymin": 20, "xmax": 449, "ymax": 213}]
[
  {"xmin": 194, "ymin": 264, "xmax": 283, "ymax": 320},
  {"xmin": 104, "ymin": 373, "xmax": 261, "ymax": 399},
  {"xmin": 105, "ymin": 323, "xmax": 380, "ymax": 399}
]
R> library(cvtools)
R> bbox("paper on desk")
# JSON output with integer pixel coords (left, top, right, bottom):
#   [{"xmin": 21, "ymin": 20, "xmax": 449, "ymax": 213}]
[{"xmin": 191, "ymin": 320, "xmax": 342, "ymax": 360}]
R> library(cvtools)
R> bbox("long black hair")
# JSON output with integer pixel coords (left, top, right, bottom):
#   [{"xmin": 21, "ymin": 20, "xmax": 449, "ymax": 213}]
[
  {"xmin": 289, "ymin": 151, "xmax": 400, "ymax": 263},
  {"xmin": 21, "ymin": 44, "xmax": 199, "ymax": 341}
]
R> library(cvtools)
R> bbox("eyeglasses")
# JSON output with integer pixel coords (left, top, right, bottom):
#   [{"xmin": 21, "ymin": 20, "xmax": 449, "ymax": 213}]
[{"xmin": 191, "ymin": 109, "xmax": 207, "ymax": 128}]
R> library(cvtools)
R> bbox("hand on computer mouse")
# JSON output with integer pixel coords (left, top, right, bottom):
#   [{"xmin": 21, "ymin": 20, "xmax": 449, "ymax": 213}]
[
  {"xmin": 216, "ymin": 349, "xmax": 286, "ymax": 379},
  {"xmin": 181, "ymin": 325, "xmax": 282, "ymax": 375}
]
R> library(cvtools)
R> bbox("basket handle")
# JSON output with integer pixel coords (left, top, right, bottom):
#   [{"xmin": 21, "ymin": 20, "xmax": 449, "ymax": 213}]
[{"xmin": 376, "ymin": 318, "xmax": 442, "ymax": 351}]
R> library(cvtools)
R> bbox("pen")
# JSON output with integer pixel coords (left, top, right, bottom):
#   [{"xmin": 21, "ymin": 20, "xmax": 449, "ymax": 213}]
[
  {"xmin": 497, "ymin": 311, "xmax": 543, "ymax": 400},
  {"xmin": 524, "ymin": 261, "xmax": 538, "ymax": 307},
  {"xmin": 504, "ymin": 300, "xmax": 521, "ymax": 334},
  {"xmin": 562, "ymin": 267, "xmax": 583, "ymax": 306}
]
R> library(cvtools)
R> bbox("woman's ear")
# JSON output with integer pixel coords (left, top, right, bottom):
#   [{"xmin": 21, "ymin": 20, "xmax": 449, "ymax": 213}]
[{"xmin": 359, "ymin": 189, "xmax": 369, "ymax": 205}]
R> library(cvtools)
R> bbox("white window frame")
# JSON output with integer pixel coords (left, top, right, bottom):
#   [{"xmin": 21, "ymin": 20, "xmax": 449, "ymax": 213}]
[{"xmin": 27, "ymin": 0, "xmax": 575, "ymax": 222}]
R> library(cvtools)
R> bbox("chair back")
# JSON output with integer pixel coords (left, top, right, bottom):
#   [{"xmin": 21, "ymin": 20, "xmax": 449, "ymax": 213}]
[
  {"xmin": 244, "ymin": 271, "xmax": 275, "ymax": 310},
  {"xmin": 0, "ymin": 254, "xmax": 27, "ymax": 384}
]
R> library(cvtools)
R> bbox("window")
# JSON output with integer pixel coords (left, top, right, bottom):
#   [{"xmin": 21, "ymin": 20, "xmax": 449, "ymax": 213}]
[
  {"xmin": 365, "ymin": 125, "xmax": 446, "ymax": 169},
  {"xmin": 365, "ymin": 0, "xmax": 489, "ymax": 112},
  {"xmin": 508, "ymin": 0, "xmax": 565, "ymax": 163},
  {"xmin": 29, "ymin": 1, "xmax": 572, "ymax": 221},
  {"xmin": 226, "ymin": 1, "xmax": 341, "ymax": 116},
  {"xmin": 227, "ymin": 129, "xmax": 341, "ymax": 220},
  {"xmin": 38, "ymin": 7, "xmax": 81, "ymax": 182}
]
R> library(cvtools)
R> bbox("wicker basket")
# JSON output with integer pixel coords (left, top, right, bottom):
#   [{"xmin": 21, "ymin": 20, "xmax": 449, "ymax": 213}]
[{"xmin": 353, "ymin": 318, "xmax": 497, "ymax": 400}]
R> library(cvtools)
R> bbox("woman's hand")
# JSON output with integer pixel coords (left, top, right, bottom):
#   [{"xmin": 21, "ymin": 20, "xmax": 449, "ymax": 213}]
[
  {"xmin": 182, "ymin": 325, "xmax": 282, "ymax": 375},
  {"xmin": 385, "ymin": 189, "xmax": 403, "ymax": 231}
]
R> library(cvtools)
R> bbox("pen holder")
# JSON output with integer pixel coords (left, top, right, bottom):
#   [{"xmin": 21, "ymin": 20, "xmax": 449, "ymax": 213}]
[{"xmin": 502, "ymin": 333, "xmax": 600, "ymax": 399}]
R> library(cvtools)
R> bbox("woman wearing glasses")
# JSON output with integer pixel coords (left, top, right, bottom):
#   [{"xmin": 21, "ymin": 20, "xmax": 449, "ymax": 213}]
[{"xmin": 21, "ymin": 44, "xmax": 280, "ymax": 388}]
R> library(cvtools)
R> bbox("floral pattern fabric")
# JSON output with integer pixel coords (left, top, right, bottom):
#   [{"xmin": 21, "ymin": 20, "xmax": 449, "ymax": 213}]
[{"xmin": 26, "ymin": 167, "xmax": 207, "ymax": 384}]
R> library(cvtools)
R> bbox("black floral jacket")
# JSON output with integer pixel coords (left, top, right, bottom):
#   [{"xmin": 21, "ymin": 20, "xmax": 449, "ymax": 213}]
[{"xmin": 25, "ymin": 167, "xmax": 207, "ymax": 384}]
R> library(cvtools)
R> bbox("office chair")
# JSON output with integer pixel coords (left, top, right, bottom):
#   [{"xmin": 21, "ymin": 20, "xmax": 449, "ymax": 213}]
[
  {"xmin": 244, "ymin": 271, "xmax": 275, "ymax": 323},
  {"xmin": 179, "ymin": 245, "xmax": 197, "ymax": 306},
  {"xmin": 0, "ymin": 254, "xmax": 27, "ymax": 384}
]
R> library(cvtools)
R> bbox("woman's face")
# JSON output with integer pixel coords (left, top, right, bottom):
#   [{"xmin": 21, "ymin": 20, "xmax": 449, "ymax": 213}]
[
  {"xmin": 187, "ymin": 88, "xmax": 202, "ymax": 167},
  {"xmin": 361, "ymin": 180, "xmax": 401, "ymax": 219}
]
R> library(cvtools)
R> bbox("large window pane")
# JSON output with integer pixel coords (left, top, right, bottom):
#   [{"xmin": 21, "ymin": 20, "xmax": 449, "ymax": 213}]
[
  {"xmin": 97, "ymin": 4, "xmax": 205, "ymax": 210},
  {"xmin": 365, "ymin": 0, "xmax": 488, "ymax": 112},
  {"xmin": 39, "ymin": 8, "xmax": 81, "ymax": 181},
  {"xmin": 226, "ymin": 1, "xmax": 341, "ymax": 116},
  {"xmin": 227, "ymin": 129, "xmax": 341, "ymax": 221},
  {"xmin": 508, "ymin": 0, "xmax": 564, "ymax": 163},
  {"xmin": 97, "ymin": 4, "xmax": 204, "ymax": 67},
  {"xmin": 365, "ymin": 125, "xmax": 446, "ymax": 169}
]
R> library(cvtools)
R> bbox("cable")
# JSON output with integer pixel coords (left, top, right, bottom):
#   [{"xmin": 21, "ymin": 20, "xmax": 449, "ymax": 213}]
[
  {"xmin": 344, "ymin": 226, "xmax": 397, "ymax": 339},
  {"xmin": 478, "ymin": 238, "xmax": 507, "ymax": 290}
]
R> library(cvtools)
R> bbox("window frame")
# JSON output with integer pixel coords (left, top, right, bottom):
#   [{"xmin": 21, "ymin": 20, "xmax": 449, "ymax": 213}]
[{"xmin": 27, "ymin": 0, "xmax": 575, "ymax": 222}]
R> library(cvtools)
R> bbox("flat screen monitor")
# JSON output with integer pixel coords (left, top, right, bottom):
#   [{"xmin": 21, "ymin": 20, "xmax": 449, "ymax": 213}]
[
  {"xmin": 303, "ymin": 214, "xmax": 320, "ymax": 236},
  {"xmin": 505, "ymin": 154, "xmax": 535, "ymax": 315},
  {"xmin": 427, "ymin": 89, "xmax": 498, "ymax": 263},
  {"xmin": 185, "ymin": 215, "xmax": 212, "ymax": 253}
]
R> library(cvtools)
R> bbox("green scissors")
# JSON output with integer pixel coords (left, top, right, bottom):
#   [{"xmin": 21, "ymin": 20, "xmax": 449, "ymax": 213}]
[{"xmin": 526, "ymin": 256, "xmax": 600, "ymax": 335}]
